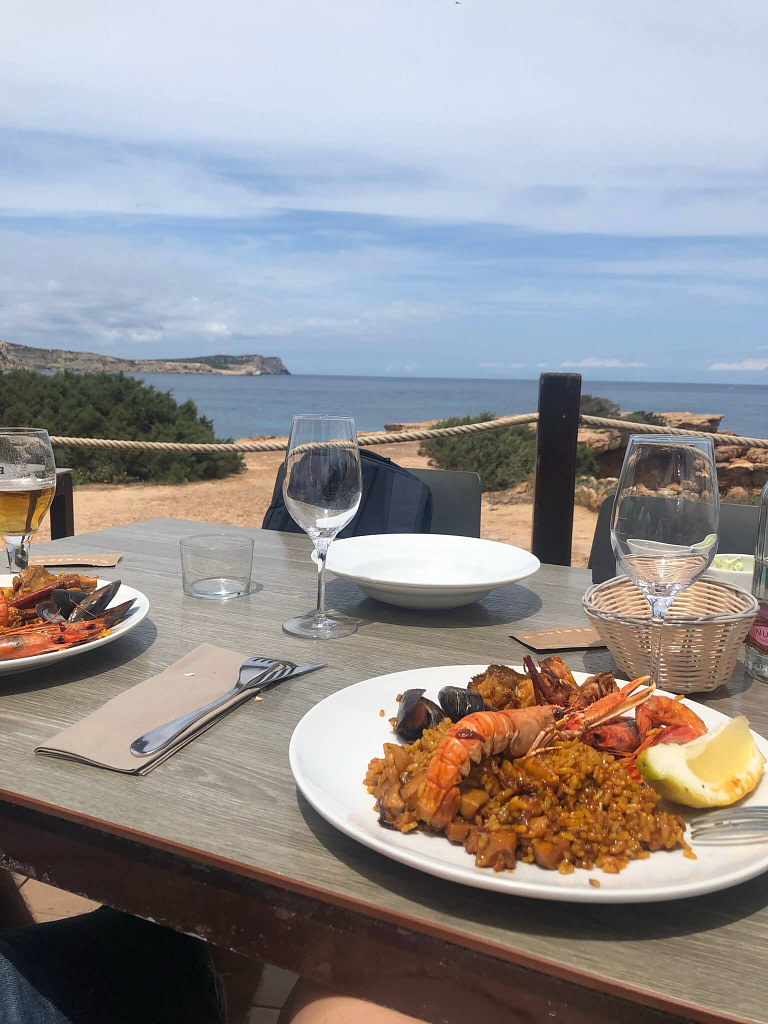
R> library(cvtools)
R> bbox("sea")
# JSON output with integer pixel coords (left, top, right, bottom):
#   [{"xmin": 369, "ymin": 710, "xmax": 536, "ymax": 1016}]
[{"xmin": 128, "ymin": 374, "xmax": 768, "ymax": 441}]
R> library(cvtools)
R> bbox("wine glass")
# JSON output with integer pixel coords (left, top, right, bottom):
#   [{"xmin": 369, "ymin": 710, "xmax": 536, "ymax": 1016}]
[
  {"xmin": 0, "ymin": 427, "xmax": 57, "ymax": 573},
  {"xmin": 282, "ymin": 415, "xmax": 362, "ymax": 639},
  {"xmin": 611, "ymin": 435, "xmax": 719, "ymax": 686}
]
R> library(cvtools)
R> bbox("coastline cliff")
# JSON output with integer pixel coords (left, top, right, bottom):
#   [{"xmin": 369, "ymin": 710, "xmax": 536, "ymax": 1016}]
[{"xmin": 0, "ymin": 340, "xmax": 290, "ymax": 376}]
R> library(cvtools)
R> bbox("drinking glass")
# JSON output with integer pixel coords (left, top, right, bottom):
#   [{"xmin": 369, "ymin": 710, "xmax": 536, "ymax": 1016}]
[
  {"xmin": 180, "ymin": 534, "xmax": 254, "ymax": 599},
  {"xmin": 0, "ymin": 427, "xmax": 56, "ymax": 573},
  {"xmin": 611, "ymin": 435, "xmax": 719, "ymax": 685},
  {"xmin": 282, "ymin": 415, "xmax": 362, "ymax": 639}
]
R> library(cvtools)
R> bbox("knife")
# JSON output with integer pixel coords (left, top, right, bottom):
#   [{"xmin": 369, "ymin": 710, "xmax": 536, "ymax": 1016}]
[{"xmin": 130, "ymin": 661, "xmax": 325, "ymax": 757}]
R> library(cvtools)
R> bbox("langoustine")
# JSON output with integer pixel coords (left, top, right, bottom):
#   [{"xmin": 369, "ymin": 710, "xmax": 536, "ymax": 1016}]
[{"xmin": 417, "ymin": 676, "xmax": 655, "ymax": 829}]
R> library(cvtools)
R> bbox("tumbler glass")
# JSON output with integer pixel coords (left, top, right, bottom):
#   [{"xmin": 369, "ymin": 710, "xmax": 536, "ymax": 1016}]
[{"xmin": 180, "ymin": 534, "xmax": 254, "ymax": 599}]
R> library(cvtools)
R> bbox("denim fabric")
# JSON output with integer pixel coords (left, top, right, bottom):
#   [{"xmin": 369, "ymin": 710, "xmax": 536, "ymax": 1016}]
[
  {"xmin": 0, "ymin": 947, "xmax": 68, "ymax": 1023},
  {"xmin": 0, "ymin": 907, "xmax": 225, "ymax": 1024}
]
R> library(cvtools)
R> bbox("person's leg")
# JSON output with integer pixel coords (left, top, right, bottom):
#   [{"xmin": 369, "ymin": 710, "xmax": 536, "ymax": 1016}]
[
  {"xmin": 209, "ymin": 946, "xmax": 263, "ymax": 1024},
  {"xmin": 0, "ymin": 869, "xmax": 34, "ymax": 928},
  {"xmin": 278, "ymin": 979, "xmax": 427, "ymax": 1024},
  {"xmin": 0, "ymin": 906, "xmax": 226, "ymax": 1024},
  {"xmin": 0, "ymin": 870, "xmax": 262, "ymax": 1024}
]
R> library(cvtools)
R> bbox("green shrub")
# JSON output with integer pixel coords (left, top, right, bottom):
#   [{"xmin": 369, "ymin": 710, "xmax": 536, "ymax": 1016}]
[
  {"xmin": 575, "ymin": 445, "xmax": 598, "ymax": 477},
  {"xmin": 0, "ymin": 370, "xmax": 244, "ymax": 484},
  {"xmin": 580, "ymin": 394, "xmax": 620, "ymax": 418},
  {"xmin": 420, "ymin": 412, "xmax": 596, "ymax": 491},
  {"xmin": 623, "ymin": 410, "xmax": 666, "ymax": 426}
]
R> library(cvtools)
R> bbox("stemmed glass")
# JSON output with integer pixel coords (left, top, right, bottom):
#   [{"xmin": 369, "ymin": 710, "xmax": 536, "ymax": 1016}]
[
  {"xmin": 611, "ymin": 435, "xmax": 719, "ymax": 687},
  {"xmin": 0, "ymin": 427, "xmax": 57, "ymax": 573},
  {"xmin": 282, "ymin": 415, "xmax": 362, "ymax": 639}
]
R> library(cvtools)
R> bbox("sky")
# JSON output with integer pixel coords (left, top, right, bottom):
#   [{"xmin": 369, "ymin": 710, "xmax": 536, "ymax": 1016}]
[{"xmin": 1, "ymin": 1, "xmax": 767, "ymax": 381}]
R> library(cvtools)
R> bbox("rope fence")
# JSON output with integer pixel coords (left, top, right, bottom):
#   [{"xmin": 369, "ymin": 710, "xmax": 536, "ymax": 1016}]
[{"xmin": 47, "ymin": 412, "xmax": 768, "ymax": 454}]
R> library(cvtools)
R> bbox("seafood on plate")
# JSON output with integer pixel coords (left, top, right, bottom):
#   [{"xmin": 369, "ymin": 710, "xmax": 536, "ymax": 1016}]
[
  {"xmin": 364, "ymin": 656, "xmax": 706, "ymax": 876},
  {"xmin": 0, "ymin": 567, "xmax": 136, "ymax": 661}
]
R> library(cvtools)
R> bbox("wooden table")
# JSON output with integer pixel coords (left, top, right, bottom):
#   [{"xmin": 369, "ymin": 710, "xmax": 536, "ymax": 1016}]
[{"xmin": 0, "ymin": 520, "xmax": 765, "ymax": 1024}]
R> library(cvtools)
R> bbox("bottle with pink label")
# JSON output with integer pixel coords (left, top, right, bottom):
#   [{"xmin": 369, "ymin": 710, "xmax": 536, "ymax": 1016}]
[{"xmin": 745, "ymin": 480, "xmax": 768, "ymax": 682}]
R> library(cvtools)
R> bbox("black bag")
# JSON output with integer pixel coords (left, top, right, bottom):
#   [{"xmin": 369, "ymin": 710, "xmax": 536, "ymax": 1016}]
[{"xmin": 261, "ymin": 449, "xmax": 433, "ymax": 537}]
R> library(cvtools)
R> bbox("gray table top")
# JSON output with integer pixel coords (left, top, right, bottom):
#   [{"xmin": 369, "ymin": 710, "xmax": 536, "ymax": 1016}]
[{"xmin": 1, "ymin": 519, "xmax": 766, "ymax": 1023}]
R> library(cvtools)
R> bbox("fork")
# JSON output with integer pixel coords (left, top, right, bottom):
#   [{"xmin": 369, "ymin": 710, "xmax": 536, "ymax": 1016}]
[
  {"xmin": 689, "ymin": 807, "xmax": 768, "ymax": 840},
  {"xmin": 130, "ymin": 656, "xmax": 295, "ymax": 757}
]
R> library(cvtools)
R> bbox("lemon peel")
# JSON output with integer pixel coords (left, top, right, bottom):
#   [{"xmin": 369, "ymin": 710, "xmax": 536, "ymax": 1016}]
[{"xmin": 636, "ymin": 716, "xmax": 765, "ymax": 808}]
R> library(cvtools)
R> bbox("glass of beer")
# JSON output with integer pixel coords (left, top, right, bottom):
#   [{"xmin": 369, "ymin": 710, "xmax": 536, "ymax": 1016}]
[{"xmin": 0, "ymin": 428, "xmax": 56, "ymax": 573}]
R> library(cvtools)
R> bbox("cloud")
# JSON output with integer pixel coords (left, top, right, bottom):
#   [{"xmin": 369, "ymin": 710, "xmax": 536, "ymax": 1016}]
[
  {"xmin": 1, "ymin": 3, "xmax": 767, "ymax": 235},
  {"xmin": 708, "ymin": 358, "xmax": 768, "ymax": 372},
  {"xmin": 1, "ymin": 2, "xmax": 766, "ymax": 377},
  {"xmin": 560, "ymin": 358, "xmax": 648, "ymax": 368},
  {"xmin": 0, "ymin": 228, "xmax": 466, "ymax": 372}
]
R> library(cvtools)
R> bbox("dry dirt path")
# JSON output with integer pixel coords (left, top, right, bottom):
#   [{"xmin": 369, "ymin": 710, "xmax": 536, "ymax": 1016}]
[{"xmin": 38, "ymin": 441, "xmax": 597, "ymax": 567}]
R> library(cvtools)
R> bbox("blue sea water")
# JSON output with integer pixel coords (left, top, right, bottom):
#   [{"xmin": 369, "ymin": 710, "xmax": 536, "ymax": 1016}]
[{"xmin": 129, "ymin": 373, "xmax": 768, "ymax": 441}]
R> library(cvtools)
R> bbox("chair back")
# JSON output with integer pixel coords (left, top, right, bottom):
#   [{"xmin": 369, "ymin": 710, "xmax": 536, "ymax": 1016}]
[
  {"xmin": 408, "ymin": 468, "xmax": 482, "ymax": 538},
  {"xmin": 589, "ymin": 495, "xmax": 760, "ymax": 583},
  {"xmin": 263, "ymin": 461, "xmax": 481, "ymax": 539}
]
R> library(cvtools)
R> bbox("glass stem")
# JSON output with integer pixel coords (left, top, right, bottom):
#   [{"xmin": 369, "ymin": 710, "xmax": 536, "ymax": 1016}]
[
  {"xmin": 647, "ymin": 595, "xmax": 673, "ymax": 686},
  {"xmin": 314, "ymin": 539, "xmax": 329, "ymax": 623},
  {"xmin": 6, "ymin": 539, "xmax": 30, "ymax": 573}
]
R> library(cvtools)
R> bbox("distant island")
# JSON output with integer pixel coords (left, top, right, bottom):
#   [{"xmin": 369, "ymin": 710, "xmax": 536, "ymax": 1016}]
[{"xmin": 0, "ymin": 340, "xmax": 290, "ymax": 376}]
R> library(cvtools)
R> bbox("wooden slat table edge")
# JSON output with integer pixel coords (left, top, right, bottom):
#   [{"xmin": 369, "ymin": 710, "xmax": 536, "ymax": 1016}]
[{"xmin": 0, "ymin": 786, "xmax": 746, "ymax": 1024}]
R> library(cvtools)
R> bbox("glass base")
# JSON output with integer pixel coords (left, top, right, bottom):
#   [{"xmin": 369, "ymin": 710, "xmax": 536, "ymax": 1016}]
[
  {"xmin": 183, "ymin": 577, "xmax": 249, "ymax": 599},
  {"xmin": 282, "ymin": 610, "xmax": 358, "ymax": 639},
  {"xmin": 5, "ymin": 539, "xmax": 30, "ymax": 573}
]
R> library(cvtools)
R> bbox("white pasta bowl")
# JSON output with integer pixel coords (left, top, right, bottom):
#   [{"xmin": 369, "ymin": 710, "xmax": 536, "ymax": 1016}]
[{"xmin": 321, "ymin": 534, "xmax": 540, "ymax": 609}]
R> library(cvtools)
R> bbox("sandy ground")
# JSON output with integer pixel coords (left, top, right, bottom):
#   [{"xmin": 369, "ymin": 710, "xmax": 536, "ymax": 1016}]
[{"xmin": 40, "ymin": 440, "xmax": 598, "ymax": 566}]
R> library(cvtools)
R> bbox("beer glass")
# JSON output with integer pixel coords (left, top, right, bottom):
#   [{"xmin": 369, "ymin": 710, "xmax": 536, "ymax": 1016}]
[
  {"xmin": 0, "ymin": 428, "xmax": 57, "ymax": 572},
  {"xmin": 282, "ymin": 415, "xmax": 362, "ymax": 638}
]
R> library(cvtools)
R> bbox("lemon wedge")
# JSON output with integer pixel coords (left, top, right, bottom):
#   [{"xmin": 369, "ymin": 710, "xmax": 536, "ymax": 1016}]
[{"xmin": 636, "ymin": 716, "xmax": 766, "ymax": 808}]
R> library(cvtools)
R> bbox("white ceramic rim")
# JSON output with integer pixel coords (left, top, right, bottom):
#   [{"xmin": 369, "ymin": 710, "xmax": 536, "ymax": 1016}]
[{"xmin": 324, "ymin": 535, "xmax": 540, "ymax": 591}]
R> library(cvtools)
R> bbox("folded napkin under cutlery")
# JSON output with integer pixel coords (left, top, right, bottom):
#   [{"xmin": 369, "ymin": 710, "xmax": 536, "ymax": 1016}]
[{"xmin": 36, "ymin": 644, "xmax": 279, "ymax": 774}]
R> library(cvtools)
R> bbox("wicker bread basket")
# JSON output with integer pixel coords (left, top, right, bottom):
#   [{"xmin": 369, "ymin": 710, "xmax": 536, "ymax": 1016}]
[{"xmin": 583, "ymin": 575, "xmax": 759, "ymax": 693}]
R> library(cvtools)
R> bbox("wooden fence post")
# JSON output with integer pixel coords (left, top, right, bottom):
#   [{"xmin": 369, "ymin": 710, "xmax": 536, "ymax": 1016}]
[
  {"xmin": 531, "ymin": 373, "xmax": 582, "ymax": 565},
  {"xmin": 50, "ymin": 468, "xmax": 75, "ymax": 540}
]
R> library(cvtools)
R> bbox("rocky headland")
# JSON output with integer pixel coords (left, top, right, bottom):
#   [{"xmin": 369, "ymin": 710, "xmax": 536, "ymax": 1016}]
[{"xmin": 0, "ymin": 340, "xmax": 290, "ymax": 376}]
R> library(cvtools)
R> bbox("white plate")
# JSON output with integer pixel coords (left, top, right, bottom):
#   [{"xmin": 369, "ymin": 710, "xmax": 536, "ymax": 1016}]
[
  {"xmin": 290, "ymin": 665, "xmax": 768, "ymax": 903},
  {"xmin": 0, "ymin": 575, "xmax": 150, "ymax": 675},
  {"xmin": 322, "ymin": 535, "xmax": 540, "ymax": 609}
]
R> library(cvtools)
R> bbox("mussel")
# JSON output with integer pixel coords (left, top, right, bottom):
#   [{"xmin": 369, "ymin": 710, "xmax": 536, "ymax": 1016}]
[
  {"xmin": 393, "ymin": 688, "xmax": 446, "ymax": 741},
  {"xmin": 68, "ymin": 580, "xmax": 122, "ymax": 621},
  {"xmin": 35, "ymin": 599, "xmax": 65, "ymax": 623},
  {"xmin": 35, "ymin": 588, "xmax": 91, "ymax": 622},
  {"xmin": 438, "ymin": 686, "xmax": 485, "ymax": 721},
  {"xmin": 35, "ymin": 580, "xmax": 125, "ymax": 624}
]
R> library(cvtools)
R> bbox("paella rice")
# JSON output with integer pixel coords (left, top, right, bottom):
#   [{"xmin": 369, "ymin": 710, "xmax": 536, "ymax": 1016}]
[{"xmin": 364, "ymin": 719, "xmax": 689, "ymax": 874}]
